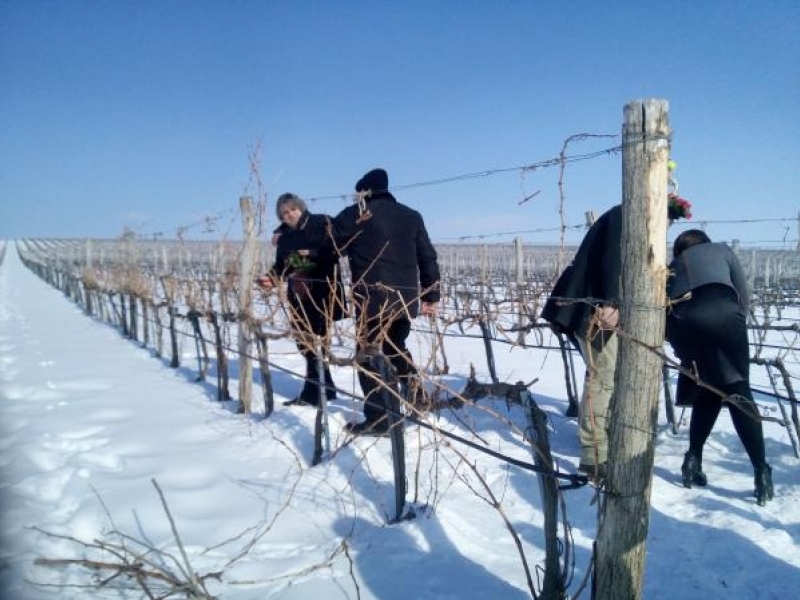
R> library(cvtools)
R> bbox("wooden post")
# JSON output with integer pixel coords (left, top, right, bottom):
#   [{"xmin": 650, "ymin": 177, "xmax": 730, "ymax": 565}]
[
  {"xmin": 514, "ymin": 237, "xmax": 525, "ymax": 345},
  {"xmin": 119, "ymin": 292, "xmax": 129, "ymax": 338},
  {"xmin": 167, "ymin": 304, "xmax": 179, "ymax": 368},
  {"xmin": 237, "ymin": 196, "xmax": 258, "ymax": 414},
  {"xmin": 595, "ymin": 99, "xmax": 670, "ymax": 600},
  {"xmin": 521, "ymin": 390, "xmax": 566, "ymax": 598},
  {"xmin": 129, "ymin": 294, "xmax": 138, "ymax": 341},
  {"xmin": 141, "ymin": 298, "xmax": 150, "ymax": 347},
  {"xmin": 480, "ymin": 243, "xmax": 489, "ymax": 289}
]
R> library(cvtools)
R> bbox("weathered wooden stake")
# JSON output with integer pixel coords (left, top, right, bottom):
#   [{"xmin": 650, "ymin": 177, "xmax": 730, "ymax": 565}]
[
  {"xmin": 595, "ymin": 99, "xmax": 670, "ymax": 600},
  {"xmin": 515, "ymin": 237, "xmax": 525, "ymax": 345},
  {"xmin": 237, "ymin": 196, "xmax": 258, "ymax": 414}
]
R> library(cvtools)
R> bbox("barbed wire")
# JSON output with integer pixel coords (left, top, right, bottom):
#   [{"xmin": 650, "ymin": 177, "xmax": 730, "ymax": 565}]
[
  {"xmin": 436, "ymin": 224, "xmax": 587, "ymax": 243},
  {"xmin": 441, "ymin": 218, "xmax": 800, "ymax": 245},
  {"xmin": 125, "ymin": 209, "xmax": 800, "ymax": 249},
  {"xmin": 304, "ymin": 144, "xmax": 625, "ymax": 204},
  {"xmin": 115, "ymin": 136, "xmax": 629, "ymax": 241},
  {"xmin": 30, "ymin": 125, "xmax": 798, "ymax": 249},
  {"xmin": 125, "ymin": 206, "xmax": 239, "ymax": 241}
]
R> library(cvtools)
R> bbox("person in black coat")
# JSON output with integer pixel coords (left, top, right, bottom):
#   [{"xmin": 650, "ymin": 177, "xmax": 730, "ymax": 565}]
[
  {"xmin": 330, "ymin": 168, "xmax": 440, "ymax": 434},
  {"xmin": 541, "ymin": 205, "xmax": 622, "ymax": 478},
  {"xmin": 666, "ymin": 229, "xmax": 773, "ymax": 505},
  {"xmin": 257, "ymin": 193, "xmax": 345, "ymax": 407}
]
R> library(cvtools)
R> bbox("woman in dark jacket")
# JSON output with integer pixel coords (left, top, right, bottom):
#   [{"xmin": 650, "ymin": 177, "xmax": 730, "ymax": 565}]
[
  {"xmin": 258, "ymin": 193, "xmax": 344, "ymax": 407},
  {"xmin": 666, "ymin": 229, "xmax": 773, "ymax": 505}
]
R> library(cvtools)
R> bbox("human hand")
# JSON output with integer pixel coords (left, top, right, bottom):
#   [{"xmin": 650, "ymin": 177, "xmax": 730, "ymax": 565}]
[
  {"xmin": 255, "ymin": 276, "xmax": 275, "ymax": 290},
  {"xmin": 420, "ymin": 301, "xmax": 438, "ymax": 316},
  {"xmin": 596, "ymin": 306, "xmax": 619, "ymax": 329}
]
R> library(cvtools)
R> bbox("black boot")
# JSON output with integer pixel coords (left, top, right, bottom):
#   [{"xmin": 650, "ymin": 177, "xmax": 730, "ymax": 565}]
[
  {"xmin": 754, "ymin": 463, "xmax": 774, "ymax": 506},
  {"xmin": 681, "ymin": 452, "xmax": 708, "ymax": 488}
]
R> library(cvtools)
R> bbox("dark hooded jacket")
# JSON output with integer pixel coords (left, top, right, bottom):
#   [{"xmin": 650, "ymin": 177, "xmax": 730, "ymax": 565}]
[
  {"xmin": 330, "ymin": 190, "xmax": 440, "ymax": 319},
  {"xmin": 541, "ymin": 205, "xmax": 623, "ymax": 340}
]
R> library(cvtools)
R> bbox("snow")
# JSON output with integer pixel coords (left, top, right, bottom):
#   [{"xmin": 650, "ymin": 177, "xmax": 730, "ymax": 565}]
[{"xmin": 1, "ymin": 244, "xmax": 799, "ymax": 599}]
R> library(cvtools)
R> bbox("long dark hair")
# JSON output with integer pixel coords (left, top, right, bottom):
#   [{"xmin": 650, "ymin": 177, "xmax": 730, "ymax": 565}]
[{"xmin": 673, "ymin": 229, "xmax": 711, "ymax": 258}]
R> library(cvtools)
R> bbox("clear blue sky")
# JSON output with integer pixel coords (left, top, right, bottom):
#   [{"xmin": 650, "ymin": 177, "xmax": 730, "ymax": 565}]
[{"xmin": 1, "ymin": 0, "xmax": 798, "ymax": 247}]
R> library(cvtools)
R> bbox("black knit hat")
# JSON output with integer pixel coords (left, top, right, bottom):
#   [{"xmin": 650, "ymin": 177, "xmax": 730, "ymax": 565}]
[{"xmin": 355, "ymin": 168, "xmax": 389, "ymax": 193}]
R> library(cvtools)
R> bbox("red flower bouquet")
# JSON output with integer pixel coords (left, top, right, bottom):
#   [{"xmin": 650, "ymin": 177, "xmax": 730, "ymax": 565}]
[{"xmin": 668, "ymin": 193, "xmax": 692, "ymax": 220}]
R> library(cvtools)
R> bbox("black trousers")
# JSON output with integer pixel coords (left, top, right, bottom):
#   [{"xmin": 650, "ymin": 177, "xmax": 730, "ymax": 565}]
[
  {"xmin": 688, "ymin": 380, "xmax": 766, "ymax": 469},
  {"xmin": 357, "ymin": 317, "xmax": 416, "ymax": 423},
  {"xmin": 297, "ymin": 345, "xmax": 336, "ymax": 405},
  {"xmin": 290, "ymin": 297, "xmax": 335, "ymax": 405}
]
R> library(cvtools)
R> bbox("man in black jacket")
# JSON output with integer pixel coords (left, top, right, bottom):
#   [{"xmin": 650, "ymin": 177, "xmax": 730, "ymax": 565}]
[
  {"xmin": 330, "ymin": 168, "xmax": 440, "ymax": 434},
  {"xmin": 541, "ymin": 205, "xmax": 622, "ymax": 478}
]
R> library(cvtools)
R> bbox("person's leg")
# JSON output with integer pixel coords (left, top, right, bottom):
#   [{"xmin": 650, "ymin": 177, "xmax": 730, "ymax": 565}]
[
  {"xmin": 687, "ymin": 388, "xmax": 722, "ymax": 462},
  {"xmin": 283, "ymin": 347, "xmax": 321, "ymax": 406},
  {"xmin": 385, "ymin": 318, "xmax": 416, "ymax": 378},
  {"xmin": 296, "ymin": 348, "xmax": 336, "ymax": 403},
  {"xmin": 352, "ymin": 317, "xmax": 416, "ymax": 429},
  {"xmin": 356, "ymin": 352, "xmax": 385, "ymax": 423},
  {"xmin": 353, "ymin": 313, "xmax": 388, "ymax": 425},
  {"xmin": 722, "ymin": 381, "xmax": 766, "ymax": 467},
  {"xmin": 310, "ymin": 311, "xmax": 337, "ymax": 401},
  {"xmin": 721, "ymin": 381, "xmax": 773, "ymax": 504},
  {"xmin": 383, "ymin": 316, "xmax": 430, "ymax": 407},
  {"xmin": 576, "ymin": 332, "xmax": 617, "ymax": 469},
  {"xmin": 681, "ymin": 387, "xmax": 719, "ymax": 487},
  {"xmin": 301, "ymin": 349, "xmax": 319, "ymax": 403},
  {"xmin": 287, "ymin": 307, "xmax": 327, "ymax": 406}
]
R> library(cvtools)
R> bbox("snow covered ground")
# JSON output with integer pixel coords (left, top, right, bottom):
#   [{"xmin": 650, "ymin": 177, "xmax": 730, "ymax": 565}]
[{"xmin": 1, "ymin": 243, "xmax": 799, "ymax": 599}]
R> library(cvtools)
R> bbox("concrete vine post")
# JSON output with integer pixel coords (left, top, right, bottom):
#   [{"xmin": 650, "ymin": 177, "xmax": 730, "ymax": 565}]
[
  {"xmin": 237, "ymin": 196, "xmax": 258, "ymax": 414},
  {"xmin": 595, "ymin": 99, "xmax": 670, "ymax": 600}
]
